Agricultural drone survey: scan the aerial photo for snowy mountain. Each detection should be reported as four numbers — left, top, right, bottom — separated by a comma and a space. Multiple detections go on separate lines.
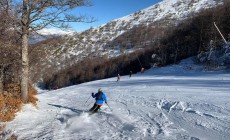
4, 58, 230, 140
30, 0, 223, 78
32, 0, 222, 63
59, 0, 223, 58
29, 28, 74, 44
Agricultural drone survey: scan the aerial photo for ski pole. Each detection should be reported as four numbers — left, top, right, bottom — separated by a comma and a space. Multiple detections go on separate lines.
106, 103, 113, 112
86, 101, 93, 106
84, 95, 91, 106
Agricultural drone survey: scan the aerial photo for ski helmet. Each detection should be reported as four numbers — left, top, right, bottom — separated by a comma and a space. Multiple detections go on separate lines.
98, 88, 102, 92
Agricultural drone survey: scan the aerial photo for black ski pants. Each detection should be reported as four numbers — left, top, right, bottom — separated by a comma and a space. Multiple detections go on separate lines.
89, 103, 101, 112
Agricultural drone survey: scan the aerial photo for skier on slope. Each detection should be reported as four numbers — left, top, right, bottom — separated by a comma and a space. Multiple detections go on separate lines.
141, 68, 145, 73
89, 88, 108, 113
117, 74, 120, 81
129, 70, 132, 77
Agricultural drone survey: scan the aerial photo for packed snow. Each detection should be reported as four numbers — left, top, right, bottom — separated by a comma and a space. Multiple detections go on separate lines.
4, 58, 230, 140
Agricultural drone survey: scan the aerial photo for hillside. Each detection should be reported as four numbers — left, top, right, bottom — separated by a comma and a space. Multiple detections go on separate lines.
30, 0, 222, 67
30, 0, 225, 85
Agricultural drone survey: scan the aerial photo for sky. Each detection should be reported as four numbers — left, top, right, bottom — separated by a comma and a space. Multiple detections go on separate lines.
69, 0, 162, 32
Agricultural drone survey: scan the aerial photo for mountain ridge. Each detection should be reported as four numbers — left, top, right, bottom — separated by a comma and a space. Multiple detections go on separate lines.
52, 0, 223, 58
30, 0, 224, 82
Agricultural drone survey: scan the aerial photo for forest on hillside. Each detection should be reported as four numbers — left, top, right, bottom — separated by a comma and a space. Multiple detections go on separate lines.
41, 1, 230, 89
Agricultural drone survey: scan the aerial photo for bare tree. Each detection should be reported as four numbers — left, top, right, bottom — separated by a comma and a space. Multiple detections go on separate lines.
0, 1, 20, 94
0, 0, 11, 12
11, 0, 94, 102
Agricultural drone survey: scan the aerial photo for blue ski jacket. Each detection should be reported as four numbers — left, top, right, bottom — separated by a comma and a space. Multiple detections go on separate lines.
92, 92, 107, 105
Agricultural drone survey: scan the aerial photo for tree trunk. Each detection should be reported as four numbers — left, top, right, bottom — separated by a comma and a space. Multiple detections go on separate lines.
174, 40, 179, 64
21, 33, 29, 102
21, 0, 29, 103
0, 66, 3, 94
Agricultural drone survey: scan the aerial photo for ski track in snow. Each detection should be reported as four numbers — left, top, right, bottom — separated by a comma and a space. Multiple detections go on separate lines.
4, 60, 230, 140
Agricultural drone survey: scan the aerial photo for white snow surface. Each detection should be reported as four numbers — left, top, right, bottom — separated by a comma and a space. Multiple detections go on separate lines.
115, 0, 222, 28
5, 58, 230, 140
37, 28, 75, 36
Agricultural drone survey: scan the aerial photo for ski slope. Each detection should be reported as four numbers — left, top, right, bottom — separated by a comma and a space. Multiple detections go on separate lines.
5, 58, 230, 140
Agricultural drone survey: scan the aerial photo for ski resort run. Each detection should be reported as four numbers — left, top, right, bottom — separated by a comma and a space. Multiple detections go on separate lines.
4, 58, 230, 140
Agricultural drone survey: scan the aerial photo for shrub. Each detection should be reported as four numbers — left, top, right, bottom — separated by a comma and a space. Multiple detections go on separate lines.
0, 84, 38, 122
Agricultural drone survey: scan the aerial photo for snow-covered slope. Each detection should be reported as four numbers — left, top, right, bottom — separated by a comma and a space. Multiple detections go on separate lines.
29, 28, 74, 44
115, 0, 221, 28
64, 0, 223, 56
4, 58, 230, 140
34, 0, 223, 71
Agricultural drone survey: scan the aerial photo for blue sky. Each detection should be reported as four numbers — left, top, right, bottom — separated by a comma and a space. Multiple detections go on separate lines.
70, 0, 162, 32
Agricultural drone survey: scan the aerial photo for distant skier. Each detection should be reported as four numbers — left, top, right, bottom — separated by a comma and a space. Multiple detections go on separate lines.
117, 74, 120, 81
141, 68, 145, 74
89, 88, 108, 113
129, 70, 132, 77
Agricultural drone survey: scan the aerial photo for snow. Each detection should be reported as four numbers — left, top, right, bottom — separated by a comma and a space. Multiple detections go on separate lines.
4, 58, 230, 140
37, 28, 75, 36
116, 0, 222, 27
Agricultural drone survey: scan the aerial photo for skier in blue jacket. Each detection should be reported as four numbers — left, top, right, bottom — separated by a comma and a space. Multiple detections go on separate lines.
89, 88, 108, 113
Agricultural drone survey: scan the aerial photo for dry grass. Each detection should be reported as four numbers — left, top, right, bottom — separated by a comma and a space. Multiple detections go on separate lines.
0, 83, 38, 122
0, 83, 38, 139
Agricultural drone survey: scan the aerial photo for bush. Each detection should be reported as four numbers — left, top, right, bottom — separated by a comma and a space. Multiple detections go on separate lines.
0, 84, 38, 122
